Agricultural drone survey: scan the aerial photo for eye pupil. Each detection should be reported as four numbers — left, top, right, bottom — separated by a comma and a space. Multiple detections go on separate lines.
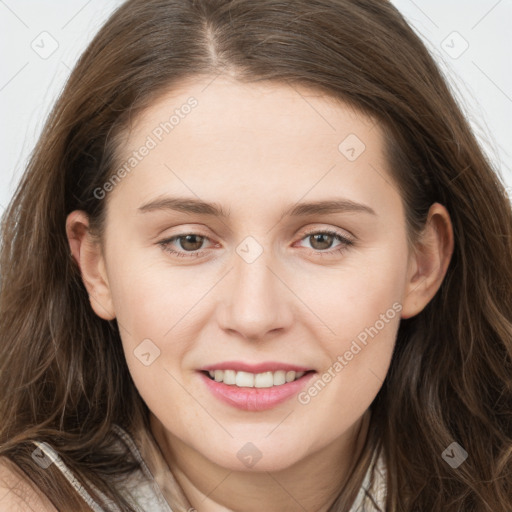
180, 234, 204, 251
310, 233, 334, 250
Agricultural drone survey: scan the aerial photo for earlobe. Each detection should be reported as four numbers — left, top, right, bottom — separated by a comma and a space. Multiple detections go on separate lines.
401, 203, 454, 319
66, 211, 116, 321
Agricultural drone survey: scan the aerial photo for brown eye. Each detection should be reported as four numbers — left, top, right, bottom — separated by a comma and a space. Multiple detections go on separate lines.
176, 234, 205, 252
297, 229, 354, 256
158, 233, 212, 258
308, 233, 337, 251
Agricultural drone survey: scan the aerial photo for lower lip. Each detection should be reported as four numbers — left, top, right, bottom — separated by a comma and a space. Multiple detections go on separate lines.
199, 371, 316, 411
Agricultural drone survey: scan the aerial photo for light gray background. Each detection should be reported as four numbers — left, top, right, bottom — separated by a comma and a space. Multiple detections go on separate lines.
1, 0, 511, 212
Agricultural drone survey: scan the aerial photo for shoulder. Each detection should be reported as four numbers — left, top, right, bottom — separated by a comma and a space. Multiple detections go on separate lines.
0, 456, 58, 512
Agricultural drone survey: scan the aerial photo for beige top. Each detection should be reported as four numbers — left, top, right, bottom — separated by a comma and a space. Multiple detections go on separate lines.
30, 424, 387, 511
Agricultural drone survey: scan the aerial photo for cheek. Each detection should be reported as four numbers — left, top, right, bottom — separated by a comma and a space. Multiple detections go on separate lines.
292, 241, 406, 417
298, 240, 408, 344
296, 289, 402, 452
106, 250, 204, 389
109, 258, 196, 423
106, 247, 193, 336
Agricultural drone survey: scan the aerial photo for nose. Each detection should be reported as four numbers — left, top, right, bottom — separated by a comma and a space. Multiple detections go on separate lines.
217, 245, 294, 341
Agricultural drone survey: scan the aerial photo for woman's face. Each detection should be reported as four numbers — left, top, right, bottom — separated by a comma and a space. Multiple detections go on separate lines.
70, 75, 447, 472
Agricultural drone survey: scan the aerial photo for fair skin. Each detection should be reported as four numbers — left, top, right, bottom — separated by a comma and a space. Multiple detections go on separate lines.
64, 75, 453, 512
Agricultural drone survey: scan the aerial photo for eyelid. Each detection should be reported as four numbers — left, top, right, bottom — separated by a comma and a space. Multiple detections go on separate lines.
298, 224, 355, 242
157, 223, 355, 242
157, 224, 355, 259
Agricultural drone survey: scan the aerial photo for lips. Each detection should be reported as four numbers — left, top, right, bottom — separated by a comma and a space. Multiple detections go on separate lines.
199, 361, 313, 373
197, 361, 316, 411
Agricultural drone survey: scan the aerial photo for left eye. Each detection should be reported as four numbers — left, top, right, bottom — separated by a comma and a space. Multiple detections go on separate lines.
298, 230, 353, 252
158, 234, 212, 258
158, 229, 354, 258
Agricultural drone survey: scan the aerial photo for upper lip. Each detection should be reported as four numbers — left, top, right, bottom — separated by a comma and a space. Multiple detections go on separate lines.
199, 361, 314, 373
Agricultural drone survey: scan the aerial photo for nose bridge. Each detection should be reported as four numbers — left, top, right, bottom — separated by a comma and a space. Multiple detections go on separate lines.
219, 234, 291, 339
235, 240, 276, 300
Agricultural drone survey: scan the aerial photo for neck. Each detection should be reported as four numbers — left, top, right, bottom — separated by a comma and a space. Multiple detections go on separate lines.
150, 410, 372, 512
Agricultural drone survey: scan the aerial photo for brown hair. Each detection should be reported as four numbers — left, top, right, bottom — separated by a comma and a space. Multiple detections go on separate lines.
1, 0, 511, 510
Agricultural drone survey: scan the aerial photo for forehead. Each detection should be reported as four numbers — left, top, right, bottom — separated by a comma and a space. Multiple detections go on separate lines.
125, 75, 379, 155
107, 75, 399, 221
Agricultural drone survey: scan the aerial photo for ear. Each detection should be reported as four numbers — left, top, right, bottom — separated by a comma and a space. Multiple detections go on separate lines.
401, 203, 454, 319
66, 211, 116, 320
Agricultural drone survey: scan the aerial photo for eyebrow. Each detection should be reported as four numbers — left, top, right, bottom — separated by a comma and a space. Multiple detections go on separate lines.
137, 196, 376, 218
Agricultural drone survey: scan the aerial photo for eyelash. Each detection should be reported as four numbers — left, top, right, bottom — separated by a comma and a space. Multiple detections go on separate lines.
157, 229, 354, 259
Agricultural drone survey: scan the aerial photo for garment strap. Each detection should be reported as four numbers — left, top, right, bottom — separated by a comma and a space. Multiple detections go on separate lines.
110, 424, 174, 511
30, 440, 114, 512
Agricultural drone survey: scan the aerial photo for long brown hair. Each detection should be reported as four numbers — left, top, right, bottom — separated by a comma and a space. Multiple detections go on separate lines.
1, 0, 511, 510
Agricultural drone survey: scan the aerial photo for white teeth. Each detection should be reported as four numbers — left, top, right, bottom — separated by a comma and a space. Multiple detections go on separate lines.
272, 370, 286, 386
223, 370, 236, 385
286, 371, 304, 382
235, 371, 254, 387
254, 371, 274, 388
205, 369, 308, 388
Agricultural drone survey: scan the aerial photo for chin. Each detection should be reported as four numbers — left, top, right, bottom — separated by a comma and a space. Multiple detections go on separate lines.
203, 439, 306, 473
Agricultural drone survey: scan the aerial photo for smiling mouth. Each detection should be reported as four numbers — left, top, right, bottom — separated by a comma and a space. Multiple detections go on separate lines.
202, 369, 315, 388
